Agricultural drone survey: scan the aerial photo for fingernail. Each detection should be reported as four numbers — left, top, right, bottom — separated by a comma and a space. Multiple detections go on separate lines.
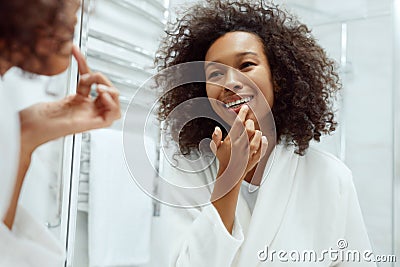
261, 136, 268, 156
214, 126, 220, 134
97, 84, 109, 91
102, 91, 113, 101
242, 104, 249, 111
245, 119, 253, 126
210, 141, 217, 154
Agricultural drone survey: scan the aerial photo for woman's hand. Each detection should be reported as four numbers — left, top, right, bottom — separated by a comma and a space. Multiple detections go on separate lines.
19, 45, 121, 153
210, 105, 267, 233
4, 46, 121, 230
211, 105, 268, 183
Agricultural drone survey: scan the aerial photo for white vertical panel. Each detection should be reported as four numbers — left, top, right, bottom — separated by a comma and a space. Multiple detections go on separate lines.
64, 0, 90, 266
345, 16, 394, 264
290, 3, 395, 264
69, 0, 169, 266
393, 0, 400, 265
309, 22, 343, 157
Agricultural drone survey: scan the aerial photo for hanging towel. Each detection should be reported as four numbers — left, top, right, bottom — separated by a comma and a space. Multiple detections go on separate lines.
88, 129, 153, 267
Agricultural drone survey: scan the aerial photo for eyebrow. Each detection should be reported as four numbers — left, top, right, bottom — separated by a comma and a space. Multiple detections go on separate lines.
237, 51, 258, 57
205, 51, 259, 69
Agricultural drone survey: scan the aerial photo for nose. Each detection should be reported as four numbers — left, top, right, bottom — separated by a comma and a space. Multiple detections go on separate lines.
224, 69, 243, 92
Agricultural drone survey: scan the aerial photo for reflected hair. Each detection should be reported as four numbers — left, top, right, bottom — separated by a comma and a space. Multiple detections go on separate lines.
0, 0, 79, 70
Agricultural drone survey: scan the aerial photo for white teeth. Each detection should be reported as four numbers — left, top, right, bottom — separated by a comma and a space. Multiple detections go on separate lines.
224, 97, 252, 108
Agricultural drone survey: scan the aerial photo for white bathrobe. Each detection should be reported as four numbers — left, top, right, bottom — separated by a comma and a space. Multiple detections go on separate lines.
145, 143, 376, 267
0, 81, 65, 267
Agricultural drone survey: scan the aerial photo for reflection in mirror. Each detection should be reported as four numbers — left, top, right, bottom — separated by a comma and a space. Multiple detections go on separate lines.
69, 0, 169, 266
1, 68, 70, 238
67, 0, 398, 266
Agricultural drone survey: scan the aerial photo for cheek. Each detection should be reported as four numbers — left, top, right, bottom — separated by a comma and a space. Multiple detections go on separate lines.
36, 38, 59, 56
254, 79, 274, 109
40, 53, 71, 75
248, 67, 274, 105
47, 41, 73, 74
265, 86, 274, 108
58, 40, 74, 56
206, 85, 226, 117
205, 84, 221, 99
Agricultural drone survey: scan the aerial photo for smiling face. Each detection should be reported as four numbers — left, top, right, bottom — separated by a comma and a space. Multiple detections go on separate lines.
205, 31, 274, 130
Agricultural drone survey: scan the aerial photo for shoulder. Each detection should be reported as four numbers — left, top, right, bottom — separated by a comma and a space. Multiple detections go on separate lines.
284, 144, 353, 194
298, 145, 352, 177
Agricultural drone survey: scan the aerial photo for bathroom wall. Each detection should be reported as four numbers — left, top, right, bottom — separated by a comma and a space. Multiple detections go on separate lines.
170, 0, 397, 264
313, 15, 394, 264
69, 0, 168, 266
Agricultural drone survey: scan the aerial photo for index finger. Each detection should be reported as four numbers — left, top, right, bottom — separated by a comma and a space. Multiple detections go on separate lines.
72, 45, 90, 75
237, 104, 249, 122
212, 126, 223, 148
230, 104, 249, 138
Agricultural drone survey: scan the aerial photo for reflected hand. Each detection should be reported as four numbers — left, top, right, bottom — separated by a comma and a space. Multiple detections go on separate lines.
20, 45, 121, 153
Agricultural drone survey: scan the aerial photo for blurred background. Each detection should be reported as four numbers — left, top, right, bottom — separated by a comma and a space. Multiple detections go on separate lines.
1, 0, 398, 266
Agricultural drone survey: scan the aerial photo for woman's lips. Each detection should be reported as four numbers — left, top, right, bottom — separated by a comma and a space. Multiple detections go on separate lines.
224, 96, 252, 108
222, 96, 254, 114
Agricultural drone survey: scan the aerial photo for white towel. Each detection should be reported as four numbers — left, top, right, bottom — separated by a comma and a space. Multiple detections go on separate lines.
88, 129, 153, 267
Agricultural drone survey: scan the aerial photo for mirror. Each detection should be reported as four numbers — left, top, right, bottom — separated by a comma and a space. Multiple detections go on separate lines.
65, 0, 399, 266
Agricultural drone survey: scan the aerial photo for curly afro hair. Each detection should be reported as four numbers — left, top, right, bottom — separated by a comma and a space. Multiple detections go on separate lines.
155, 0, 341, 156
0, 0, 79, 72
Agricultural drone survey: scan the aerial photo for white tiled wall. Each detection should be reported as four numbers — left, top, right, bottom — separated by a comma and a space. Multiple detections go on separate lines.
345, 15, 393, 261
310, 16, 394, 264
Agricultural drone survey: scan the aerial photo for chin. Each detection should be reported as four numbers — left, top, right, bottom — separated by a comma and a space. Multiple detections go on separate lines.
22, 56, 71, 76
45, 66, 69, 76
41, 58, 71, 76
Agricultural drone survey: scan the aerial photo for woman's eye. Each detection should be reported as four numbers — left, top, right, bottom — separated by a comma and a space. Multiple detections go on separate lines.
240, 62, 256, 70
208, 71, 223, 79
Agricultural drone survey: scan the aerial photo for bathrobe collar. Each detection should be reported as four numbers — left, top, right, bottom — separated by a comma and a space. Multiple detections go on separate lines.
236, 144, 299, 266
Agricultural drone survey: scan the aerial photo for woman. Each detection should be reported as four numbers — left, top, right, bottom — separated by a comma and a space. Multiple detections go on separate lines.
0, 0, 120, 266
152, 0, 375, 266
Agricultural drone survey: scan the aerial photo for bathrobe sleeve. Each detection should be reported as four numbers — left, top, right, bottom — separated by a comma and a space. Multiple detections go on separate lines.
170, 204, 244, 267
333, 173, 377, 267
0, 206, 65, 267
0, 82, 65, 267
159, 154, 244, 267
